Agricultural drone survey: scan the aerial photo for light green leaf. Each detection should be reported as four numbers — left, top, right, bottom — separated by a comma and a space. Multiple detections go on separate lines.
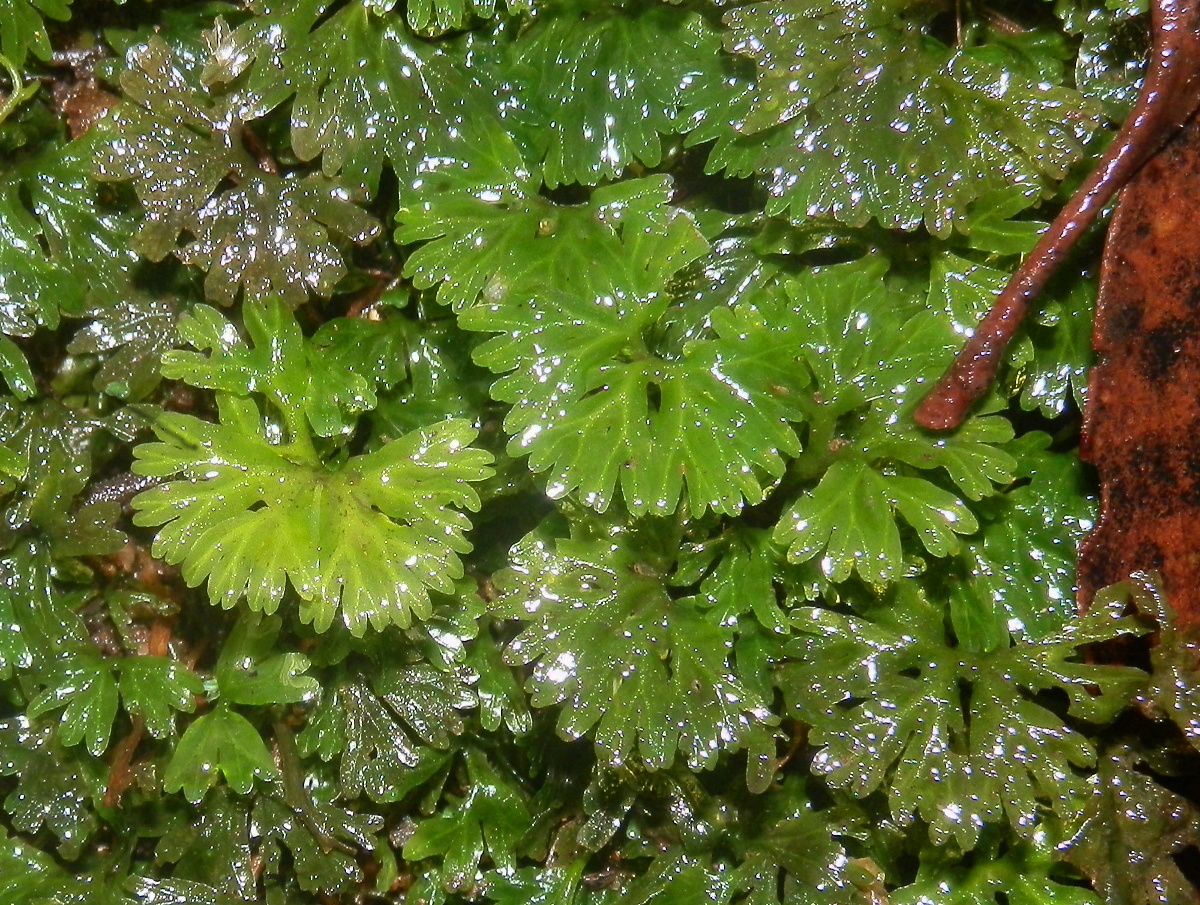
132, 400, 493, 636
212, 613, 317, 707
163, 705, 280, 803
399, 173, 705, 312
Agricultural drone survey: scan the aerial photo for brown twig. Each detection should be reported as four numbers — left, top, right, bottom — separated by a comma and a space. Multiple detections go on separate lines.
914, 0, 1200, 430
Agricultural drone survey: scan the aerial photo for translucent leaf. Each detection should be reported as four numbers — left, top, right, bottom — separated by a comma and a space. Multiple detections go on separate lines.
891, 836, 1101, 905
403, 748, 532, 891
372, 662, 475, 749
506, 0, 724, 186
253, 787, 382, 895
297, 676, 453, 802
96, 37, 245, 261
949, 435, 1095, 651
774, 457, 978, 586
779, 585, 1147, 850
480, 863, 585, 905
0, 827, 130, 905
1062, 742, 1200, 905
96, 36, 376, 304
117, 657, 202, 739
491, 516, 777, 771
182, 173, 378, 307
154, 787, 256, 900
723, 0, 1102, 235
133, 401, 493, 636
18, 131, 140, 307
406, 0, 516, 36
163, 704, 280, 803
0, 181, 78, 342
465, 287, 800, 515
67, 295, 177, 401
0, 402, 126, 557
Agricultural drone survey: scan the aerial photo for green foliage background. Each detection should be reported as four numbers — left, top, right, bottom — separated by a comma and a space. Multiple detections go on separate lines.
1, 0, 1200, 902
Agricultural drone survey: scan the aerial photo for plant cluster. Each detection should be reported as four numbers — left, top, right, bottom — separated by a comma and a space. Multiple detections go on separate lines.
0, 0, 1198, 902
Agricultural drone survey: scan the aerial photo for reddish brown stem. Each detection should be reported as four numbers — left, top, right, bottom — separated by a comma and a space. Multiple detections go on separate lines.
914, 0, 1200, 431
103, 715, 145, 808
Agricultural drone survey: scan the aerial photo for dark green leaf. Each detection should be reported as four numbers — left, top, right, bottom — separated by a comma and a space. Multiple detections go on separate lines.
403, 747, 531, 891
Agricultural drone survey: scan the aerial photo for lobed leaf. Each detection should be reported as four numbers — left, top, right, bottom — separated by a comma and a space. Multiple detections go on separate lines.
163, 704, 279, 804
722, 0, 1102, 235
0, 716, 104, 860
133, 403, 493, 636
97, 36, 376, 304
491, 515, 777, 771
0, 0, 71, 67
780, 585, 1147, 850
505, 0, 724, 186
403, 748, 532, 891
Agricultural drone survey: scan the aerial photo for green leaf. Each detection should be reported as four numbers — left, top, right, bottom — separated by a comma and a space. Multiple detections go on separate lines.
0, 179, 78, 343
206, 1, 510, 199
27, 655, 120, 755
492, 515, 777, 770
737, 259, 1016, 584
372, 662, 475, 749
67, 295, 177, 401
154, 787, 256, 900
0, 0, 71, 67
118, 657, 202, 738
466, 286, 800, 515
480, 863, 585, 905
0, 827, 131, 905
96, 36, 377, 305
1062, 742, 1200, 905
0, 716, 104, 860
949, 435, 1095, 650
297, 676, 453, 802
892, 836, 1101, 905
18, 131, 140, 307
132, 396, 493, 636
162, 300, 378, 439
779, 584, 1147, 850
774, 457, 978, 586
213, 613, 317, 707
253, 787, 382, 895
506, 1, 724, 186
399, 172, 706, 312
403, 747, 532, 891
723, 0, 1102, 235
163, 704, 280, 803
0, 402, 126, 556
406, 0, 516, 36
